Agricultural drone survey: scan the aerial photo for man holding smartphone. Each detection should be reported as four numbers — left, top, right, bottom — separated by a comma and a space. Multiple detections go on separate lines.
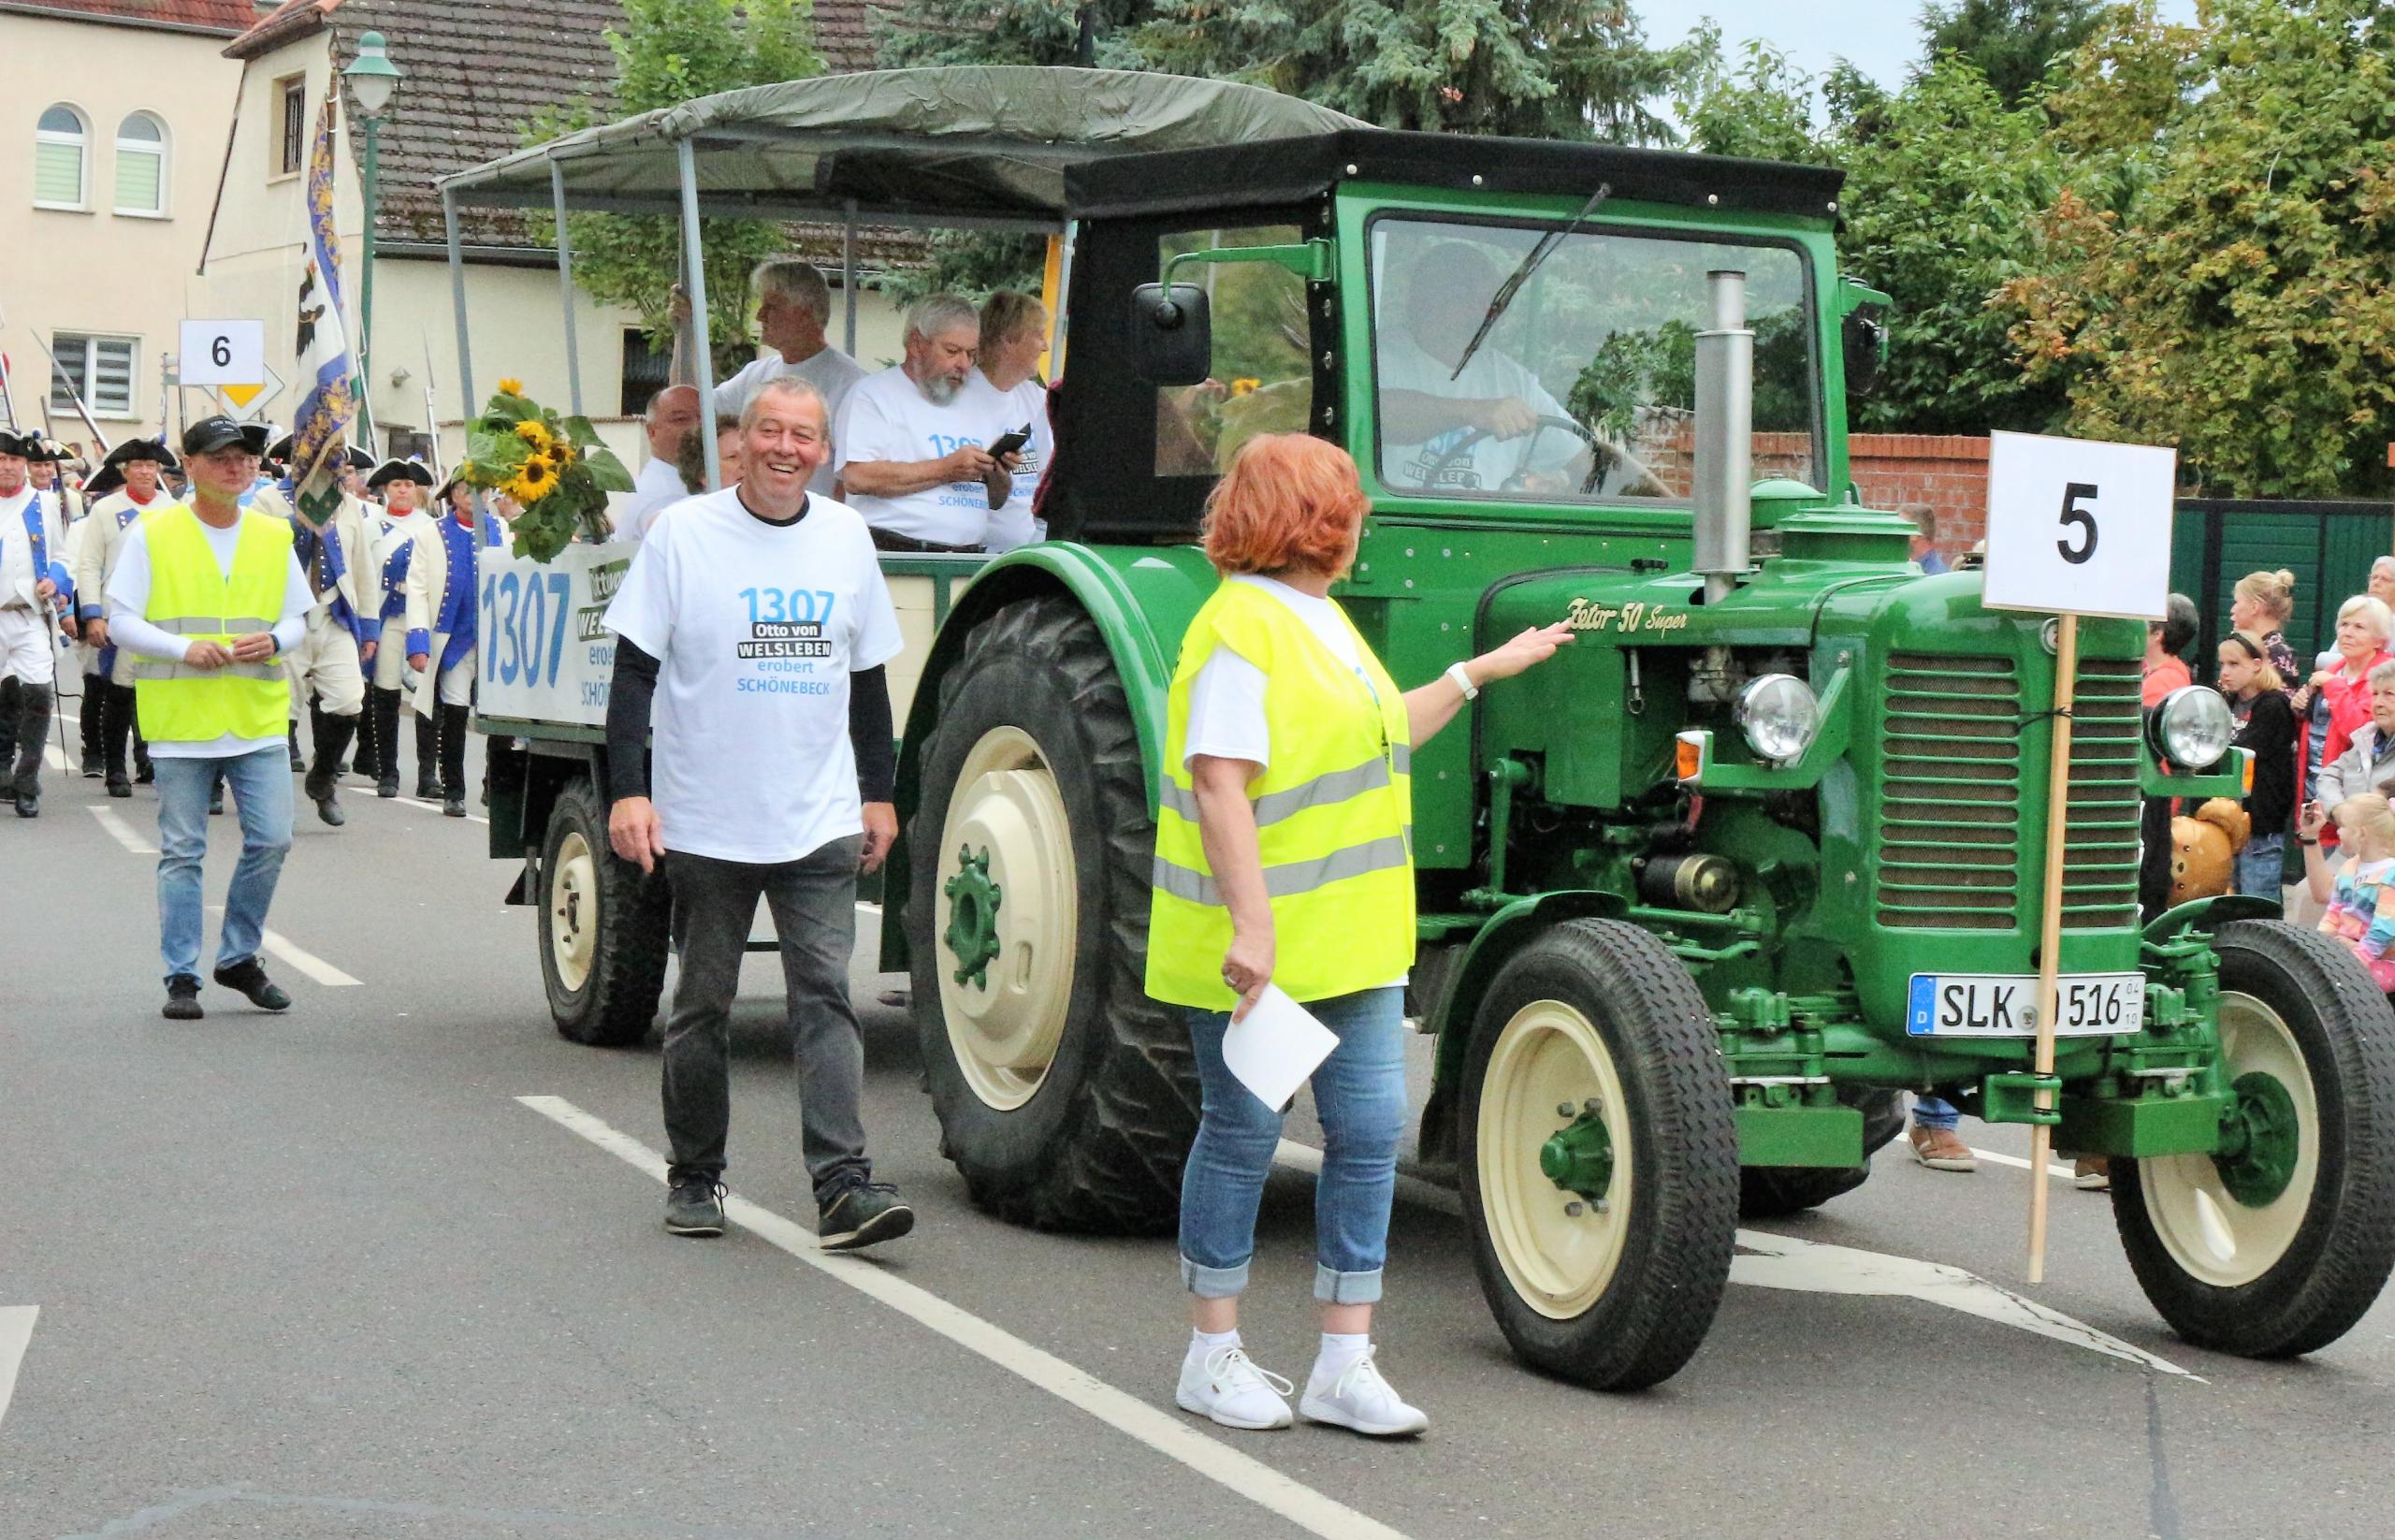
834, 293, 1023, 554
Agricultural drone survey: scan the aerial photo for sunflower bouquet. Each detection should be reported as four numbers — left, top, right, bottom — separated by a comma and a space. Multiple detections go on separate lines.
459, 377, 635, 561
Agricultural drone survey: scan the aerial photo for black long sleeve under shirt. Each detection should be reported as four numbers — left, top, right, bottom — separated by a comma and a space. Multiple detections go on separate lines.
603, 493, 897, 807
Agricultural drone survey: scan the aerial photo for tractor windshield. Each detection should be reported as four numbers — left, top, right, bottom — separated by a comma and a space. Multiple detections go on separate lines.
1367, 215, 1819, 504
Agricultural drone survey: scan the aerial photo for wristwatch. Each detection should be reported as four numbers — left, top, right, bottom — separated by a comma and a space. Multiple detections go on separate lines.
1445, 661, 1479, 700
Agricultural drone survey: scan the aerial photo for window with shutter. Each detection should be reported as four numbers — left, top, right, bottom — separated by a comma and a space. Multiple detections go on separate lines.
50, 334, 138, 418
35, 104, 86, 209
114, 113, 167, 216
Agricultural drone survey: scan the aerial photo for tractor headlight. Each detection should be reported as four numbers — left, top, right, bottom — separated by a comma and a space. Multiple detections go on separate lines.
1735, 674, 1820, 764
2151, 685, 2235, 771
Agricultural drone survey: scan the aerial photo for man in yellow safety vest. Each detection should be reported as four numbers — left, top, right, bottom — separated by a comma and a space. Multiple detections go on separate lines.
102, 416, 314, 1022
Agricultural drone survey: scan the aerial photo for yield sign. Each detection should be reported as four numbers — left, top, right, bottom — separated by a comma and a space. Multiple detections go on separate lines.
216, 361, 285, 416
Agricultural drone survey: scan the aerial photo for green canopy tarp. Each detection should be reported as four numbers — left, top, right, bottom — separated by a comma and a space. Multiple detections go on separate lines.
439, 66, 1369, 225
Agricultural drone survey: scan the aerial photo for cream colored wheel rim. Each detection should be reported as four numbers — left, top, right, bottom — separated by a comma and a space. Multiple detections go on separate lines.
937, 726, 1079, 1111
2139, 990, 2320, 1287
550, 830, 599, 994
1478, 999, 1633, 1318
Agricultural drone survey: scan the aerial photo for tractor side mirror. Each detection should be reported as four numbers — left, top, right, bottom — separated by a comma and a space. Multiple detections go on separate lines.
1842, 304, 1888, 400
1130, 283, 1212, 385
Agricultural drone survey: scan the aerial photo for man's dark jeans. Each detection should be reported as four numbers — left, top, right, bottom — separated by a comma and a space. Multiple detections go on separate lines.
660, 836, 870, 1199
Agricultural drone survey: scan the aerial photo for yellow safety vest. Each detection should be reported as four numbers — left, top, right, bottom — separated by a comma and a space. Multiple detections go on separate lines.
1147, 580, 1415, 1010
132, 504, 293, 744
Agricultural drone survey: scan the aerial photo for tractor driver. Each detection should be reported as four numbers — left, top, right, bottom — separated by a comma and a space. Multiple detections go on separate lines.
1375, 239, 1589, 498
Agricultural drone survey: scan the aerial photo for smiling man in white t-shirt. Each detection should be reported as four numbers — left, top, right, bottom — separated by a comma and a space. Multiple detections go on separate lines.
834, 293, 1022, 552
603, 374, 913, 1253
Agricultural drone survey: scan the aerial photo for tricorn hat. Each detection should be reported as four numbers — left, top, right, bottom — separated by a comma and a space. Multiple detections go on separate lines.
83, 462, 125, 498
103, 437, 181, 472
367, 458, 435, 490
0, 429, 38, 458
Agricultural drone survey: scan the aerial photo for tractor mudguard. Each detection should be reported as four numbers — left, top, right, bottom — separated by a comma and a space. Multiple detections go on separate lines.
1417, 891, 1632, 1165
2141, 893, 2286, 945
880, 542, 1217, 972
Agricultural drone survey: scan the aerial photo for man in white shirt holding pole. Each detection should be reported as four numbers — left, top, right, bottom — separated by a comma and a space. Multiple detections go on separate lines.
834, 293, 1022, 554
672, 259, 865, 499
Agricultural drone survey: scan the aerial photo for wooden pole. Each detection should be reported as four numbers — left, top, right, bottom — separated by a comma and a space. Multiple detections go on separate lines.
2027, 612, 2079, 1284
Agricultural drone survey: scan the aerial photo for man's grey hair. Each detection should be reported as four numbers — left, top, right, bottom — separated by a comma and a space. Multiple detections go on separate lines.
2370, 659, 2395, 692
905, 293, 980, 345
751, 259, 833, 325
737, 375, 830, 435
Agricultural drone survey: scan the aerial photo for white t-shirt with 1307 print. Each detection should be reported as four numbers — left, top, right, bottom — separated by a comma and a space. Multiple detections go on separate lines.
602, 487, 903, 864
833, 365, 1012, 546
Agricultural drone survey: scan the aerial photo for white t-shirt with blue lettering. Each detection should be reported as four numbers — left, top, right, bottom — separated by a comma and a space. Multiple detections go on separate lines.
603, 487, 903, 864
832, 365, 1012, 546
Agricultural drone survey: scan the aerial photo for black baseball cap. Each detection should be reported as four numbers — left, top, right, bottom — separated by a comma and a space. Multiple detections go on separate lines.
181, 415, 253, 457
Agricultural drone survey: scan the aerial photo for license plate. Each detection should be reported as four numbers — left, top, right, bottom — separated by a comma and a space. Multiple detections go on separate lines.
1905, 972, 2145, 1038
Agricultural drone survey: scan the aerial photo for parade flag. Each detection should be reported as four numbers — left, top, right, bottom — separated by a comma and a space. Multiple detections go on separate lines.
288, 87, 358, 530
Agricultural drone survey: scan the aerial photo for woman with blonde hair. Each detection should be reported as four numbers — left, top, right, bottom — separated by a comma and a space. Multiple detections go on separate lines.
1149, 433, 1572, 1436
2230, 568, 2301, 694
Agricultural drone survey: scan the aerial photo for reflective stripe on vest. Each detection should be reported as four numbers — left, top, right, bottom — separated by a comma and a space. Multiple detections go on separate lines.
132, 505, 293, 743
1145, 580, 1415, 1010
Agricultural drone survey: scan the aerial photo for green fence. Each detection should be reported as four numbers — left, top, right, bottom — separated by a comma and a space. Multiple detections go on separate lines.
2170, 499, 2394, 665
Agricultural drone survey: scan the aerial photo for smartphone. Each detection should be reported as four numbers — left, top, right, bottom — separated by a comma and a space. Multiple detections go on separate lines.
987, 426, 1032, 458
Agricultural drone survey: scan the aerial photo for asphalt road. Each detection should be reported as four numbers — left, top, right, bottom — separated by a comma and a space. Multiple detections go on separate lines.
5, 716, 2393, 1540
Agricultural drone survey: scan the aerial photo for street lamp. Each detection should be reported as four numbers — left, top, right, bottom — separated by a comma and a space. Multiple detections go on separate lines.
342, 31, 402, 451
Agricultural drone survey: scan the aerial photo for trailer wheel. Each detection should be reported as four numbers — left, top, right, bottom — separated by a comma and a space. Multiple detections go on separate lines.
2114, 920, 2395, 1358
539, 777, 670, 1048
1461, 920, 1739, 1390
1736, 1089, 1907, 1218
908, 594, 1197, 1233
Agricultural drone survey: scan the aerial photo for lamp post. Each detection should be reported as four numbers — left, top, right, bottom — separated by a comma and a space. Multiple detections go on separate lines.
342, 31, 402, 451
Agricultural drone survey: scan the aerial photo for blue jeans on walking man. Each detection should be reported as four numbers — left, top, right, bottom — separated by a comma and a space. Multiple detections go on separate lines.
153, 746, 292, 981
1180, 986, 1409, 1305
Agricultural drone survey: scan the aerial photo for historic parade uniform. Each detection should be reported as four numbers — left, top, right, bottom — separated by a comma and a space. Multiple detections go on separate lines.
0, 429, 73, 816
76, 439, 181, 796
257, 436, 375, 824
362, 458, 437, 798
402, 490, 481, 816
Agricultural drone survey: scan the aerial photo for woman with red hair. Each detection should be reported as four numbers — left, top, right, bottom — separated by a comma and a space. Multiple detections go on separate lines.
1148, 433, 1572, 1435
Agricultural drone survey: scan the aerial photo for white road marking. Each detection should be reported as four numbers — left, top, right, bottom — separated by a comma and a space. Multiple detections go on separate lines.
88, 806, 158, 854
1270, 1141, 2197, 1379
1971, 1145, 2080, 1180
42, 739, 66, 771
205, 908, 361, 987
522, 1097, 1412, 1540
0, 1306, 36, 1429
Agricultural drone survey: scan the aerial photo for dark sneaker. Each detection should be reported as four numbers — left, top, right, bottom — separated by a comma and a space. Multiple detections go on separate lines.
211, 957, 291, 1011
163, 974, 204, 1020
14, 792, 36, 819
443, 794, 467, 818
415, 771, 442, 801
817, 1174, 914, 1252
376, 773, 399, 799
664, 1175, 727, 1237
106, 775, 132, 798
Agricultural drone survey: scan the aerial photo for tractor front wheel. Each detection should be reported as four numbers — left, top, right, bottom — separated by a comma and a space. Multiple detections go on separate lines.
2114, 920, 2395, 1358
1460, 920, 1740, 1390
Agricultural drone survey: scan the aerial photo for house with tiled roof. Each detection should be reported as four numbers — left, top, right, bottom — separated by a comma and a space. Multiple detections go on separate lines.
2, 0, 256, 449
193, 0, 909, 462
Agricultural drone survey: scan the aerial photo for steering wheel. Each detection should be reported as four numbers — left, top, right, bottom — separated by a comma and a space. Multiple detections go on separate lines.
1420, 413, 1668, 499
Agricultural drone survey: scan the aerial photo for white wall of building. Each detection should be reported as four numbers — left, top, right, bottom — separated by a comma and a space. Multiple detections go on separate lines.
0, 13, 245, 449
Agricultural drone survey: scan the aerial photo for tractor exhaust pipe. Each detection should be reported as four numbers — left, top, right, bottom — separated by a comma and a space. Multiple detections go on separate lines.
1691, 269, 1754, 606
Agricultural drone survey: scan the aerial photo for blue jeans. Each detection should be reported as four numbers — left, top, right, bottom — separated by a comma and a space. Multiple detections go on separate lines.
1179, 986, 1408, 1305
154, 747, 293, 981
2235, 833, 2286, 900
1913, 1094, 1960, 1131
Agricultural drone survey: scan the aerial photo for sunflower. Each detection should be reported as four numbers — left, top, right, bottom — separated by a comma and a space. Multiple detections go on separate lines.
496, 376, 526, 397
506, 453, 559, 502
513, 418, 556, 455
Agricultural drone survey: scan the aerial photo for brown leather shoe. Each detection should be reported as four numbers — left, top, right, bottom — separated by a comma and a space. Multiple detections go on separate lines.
1909, 1123, 1978, 1172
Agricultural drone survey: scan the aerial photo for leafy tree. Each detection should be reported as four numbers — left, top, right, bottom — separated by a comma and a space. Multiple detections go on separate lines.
876, 0, 1156, 68
1916, 0, 2102, 106
1670, 25, 1829, 166
2004, 0, 2395, 496
526, 0, 822, 375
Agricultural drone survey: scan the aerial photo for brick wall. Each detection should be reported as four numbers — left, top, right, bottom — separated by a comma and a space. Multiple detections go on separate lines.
1847, 433, 1991, 564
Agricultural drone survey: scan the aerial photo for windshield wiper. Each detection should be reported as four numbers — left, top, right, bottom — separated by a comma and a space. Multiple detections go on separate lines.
1449, 182, 1612, 383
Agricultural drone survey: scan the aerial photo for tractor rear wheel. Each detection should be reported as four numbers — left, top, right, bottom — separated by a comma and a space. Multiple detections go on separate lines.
908, 595, 1198, 1233
1736, 1089, 1907, 1218
538, 777, 670, 1047
2113, 920, 2395, 1358
1460, 920, 1739, 1390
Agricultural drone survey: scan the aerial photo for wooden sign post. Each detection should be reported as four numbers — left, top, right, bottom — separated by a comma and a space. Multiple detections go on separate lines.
1982, 430, 2178, 1284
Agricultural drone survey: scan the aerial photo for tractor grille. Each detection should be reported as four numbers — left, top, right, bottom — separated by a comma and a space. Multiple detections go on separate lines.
1874, 652, 2142, 932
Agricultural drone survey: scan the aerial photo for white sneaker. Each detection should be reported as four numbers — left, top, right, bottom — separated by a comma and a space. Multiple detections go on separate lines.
1299, 1348, 1429, 1437
1175, 1344, 1294, 1431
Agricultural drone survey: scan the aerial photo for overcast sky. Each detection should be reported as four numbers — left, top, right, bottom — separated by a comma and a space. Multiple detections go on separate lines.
1663, 0, 2201, 93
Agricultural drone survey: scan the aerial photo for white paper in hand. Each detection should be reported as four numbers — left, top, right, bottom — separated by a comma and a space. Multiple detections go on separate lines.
1221, 984, 1340, 1112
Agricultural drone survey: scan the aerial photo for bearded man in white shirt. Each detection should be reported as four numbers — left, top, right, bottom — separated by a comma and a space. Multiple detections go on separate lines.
835, 293, 1023, 553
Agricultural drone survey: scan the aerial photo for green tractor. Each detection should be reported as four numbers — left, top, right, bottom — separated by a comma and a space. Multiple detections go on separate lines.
450, 69, 2395, 1392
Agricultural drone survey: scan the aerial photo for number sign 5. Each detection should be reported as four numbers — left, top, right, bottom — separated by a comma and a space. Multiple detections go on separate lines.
1981, 432, 2175, 622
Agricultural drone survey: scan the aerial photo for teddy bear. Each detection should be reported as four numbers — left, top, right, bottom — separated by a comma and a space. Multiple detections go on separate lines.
2168, 798, 2252, 907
